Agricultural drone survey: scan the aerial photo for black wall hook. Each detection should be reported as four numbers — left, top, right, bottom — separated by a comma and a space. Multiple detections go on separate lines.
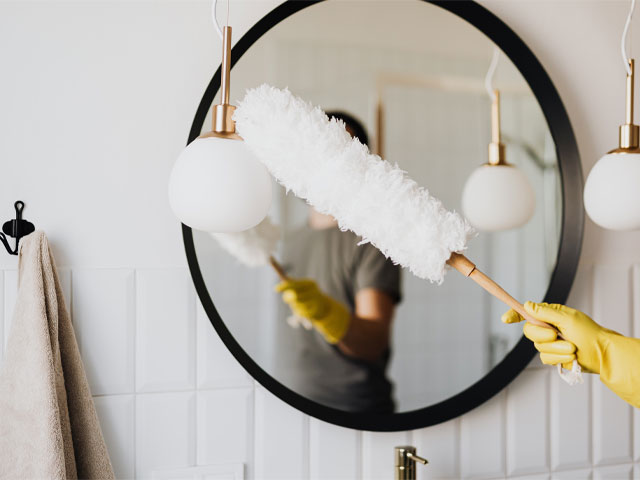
1, 201, 35, 255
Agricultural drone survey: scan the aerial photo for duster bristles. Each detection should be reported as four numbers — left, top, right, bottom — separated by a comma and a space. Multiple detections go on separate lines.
210, 217, 281, 268
234, 85, 474, 284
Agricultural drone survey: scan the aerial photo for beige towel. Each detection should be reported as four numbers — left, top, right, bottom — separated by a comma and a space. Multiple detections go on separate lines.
0, 232, 114, 479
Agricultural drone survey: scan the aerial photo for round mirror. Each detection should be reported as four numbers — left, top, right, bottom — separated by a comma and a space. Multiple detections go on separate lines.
184, 0, 583, 430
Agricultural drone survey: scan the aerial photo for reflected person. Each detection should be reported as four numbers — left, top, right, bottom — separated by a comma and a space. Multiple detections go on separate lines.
276, 112, 402, 413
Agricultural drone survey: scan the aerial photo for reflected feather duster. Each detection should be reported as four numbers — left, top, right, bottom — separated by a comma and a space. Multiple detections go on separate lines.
210, 217, 281, 268
234, 85, 474, 284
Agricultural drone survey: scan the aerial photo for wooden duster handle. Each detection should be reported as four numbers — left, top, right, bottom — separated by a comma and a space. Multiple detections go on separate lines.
269, 256, 289, 281
447, 253, 558, 333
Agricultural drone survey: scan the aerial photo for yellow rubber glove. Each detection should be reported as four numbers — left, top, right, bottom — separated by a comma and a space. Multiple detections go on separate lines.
503, 301, 640, 408
275, 278, 351, 344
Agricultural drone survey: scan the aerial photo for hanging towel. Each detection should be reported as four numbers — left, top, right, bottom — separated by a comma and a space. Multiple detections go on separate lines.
0, 231, 114, 480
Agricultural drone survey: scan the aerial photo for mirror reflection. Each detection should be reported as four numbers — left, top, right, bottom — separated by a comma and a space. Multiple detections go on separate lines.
194, 0, 561, 413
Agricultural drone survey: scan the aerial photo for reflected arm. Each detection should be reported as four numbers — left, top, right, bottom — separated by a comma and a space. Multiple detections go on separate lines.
338, 288, 395, 363
276, 280, 396, 362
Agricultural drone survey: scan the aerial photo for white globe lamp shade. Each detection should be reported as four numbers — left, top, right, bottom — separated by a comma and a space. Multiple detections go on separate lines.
169, 136, 272, 232
462, 165, 535, 232
584, 152, 640, 230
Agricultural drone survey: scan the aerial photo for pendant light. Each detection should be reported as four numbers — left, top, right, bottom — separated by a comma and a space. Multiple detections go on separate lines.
462, 49, 535, 232
584, 0, 640, 231
168, 0, 272, 233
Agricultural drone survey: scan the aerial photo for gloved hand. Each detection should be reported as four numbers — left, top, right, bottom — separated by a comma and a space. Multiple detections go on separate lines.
275, 278, 351, 344
503, 301, 640, 408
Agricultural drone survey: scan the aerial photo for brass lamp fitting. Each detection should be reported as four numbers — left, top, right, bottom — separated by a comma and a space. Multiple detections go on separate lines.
201, 26, 242, 141
488, 89, 507, 166
610, 58, 640, 153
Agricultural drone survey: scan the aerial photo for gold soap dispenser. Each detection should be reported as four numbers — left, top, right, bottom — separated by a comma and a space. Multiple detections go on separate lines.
395, 446, 428, 480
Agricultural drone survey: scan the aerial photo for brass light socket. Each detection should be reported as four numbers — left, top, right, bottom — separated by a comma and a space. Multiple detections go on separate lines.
610, 58, 640, 153
201, 25, 242, 141
488, 143, 506, 166
213, 104, 236, 134
487, 89, 508, 166
619, 123, 640, 149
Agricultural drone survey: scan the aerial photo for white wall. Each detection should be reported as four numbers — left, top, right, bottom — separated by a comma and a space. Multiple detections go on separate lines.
0, 1, 639, 479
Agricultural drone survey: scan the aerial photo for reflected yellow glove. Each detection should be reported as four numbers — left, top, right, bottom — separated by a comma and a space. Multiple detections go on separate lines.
503, 301, 640, 408
275, 278, 351, 344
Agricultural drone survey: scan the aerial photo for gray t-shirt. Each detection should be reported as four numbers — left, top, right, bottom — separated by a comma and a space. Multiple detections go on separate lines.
280, 226, 401, 413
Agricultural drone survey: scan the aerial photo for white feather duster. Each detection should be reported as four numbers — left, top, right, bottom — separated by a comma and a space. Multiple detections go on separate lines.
210, 217, 281, 268
233, 85, 582, 386
234, 85, 474, 284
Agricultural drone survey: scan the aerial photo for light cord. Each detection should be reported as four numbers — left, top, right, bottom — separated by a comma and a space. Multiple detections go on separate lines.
212, 0, 223, 40
622, 0, 636, 75
484, 47, 500, 102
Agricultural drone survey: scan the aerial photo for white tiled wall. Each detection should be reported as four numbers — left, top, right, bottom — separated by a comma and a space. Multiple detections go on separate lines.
2, 2, 640, 479
1, 265, 638, 479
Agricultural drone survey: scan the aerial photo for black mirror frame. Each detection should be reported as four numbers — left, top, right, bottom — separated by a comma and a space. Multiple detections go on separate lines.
182, 0, 584, 431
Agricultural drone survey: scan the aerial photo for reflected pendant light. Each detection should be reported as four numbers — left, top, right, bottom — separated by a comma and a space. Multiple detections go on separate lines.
168, 0, 272, 233
462, 50, 535, 231
584, 0, 640, 231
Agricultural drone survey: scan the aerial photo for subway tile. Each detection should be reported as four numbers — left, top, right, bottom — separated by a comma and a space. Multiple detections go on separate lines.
93, 395, 135, 479
566, 266, 593, 318
150, 464, 244, 480
545, 264, 592, 472
550, 369, 591, 471
254, 387, 307, 479
551, 265, 592, 472
592, 267, 633, 467
196, 302, 251, 389
73, 269, 135, 395
513, 475, 551, 480
507, 369, 549, 476
551, 469, 592, 480
196, 388, 253, 467
3, 270, 17, 349
593, 266, 631, 336
413, 418, 459, 479
362, 430, 411, 480
136, 392, 196, 479
309, 418, 359, 480
593, 464, 633, 479
511, 474, 550, 480
460, 391, 506, 478
136, 269, 195, 392
593, 379, 632, 466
